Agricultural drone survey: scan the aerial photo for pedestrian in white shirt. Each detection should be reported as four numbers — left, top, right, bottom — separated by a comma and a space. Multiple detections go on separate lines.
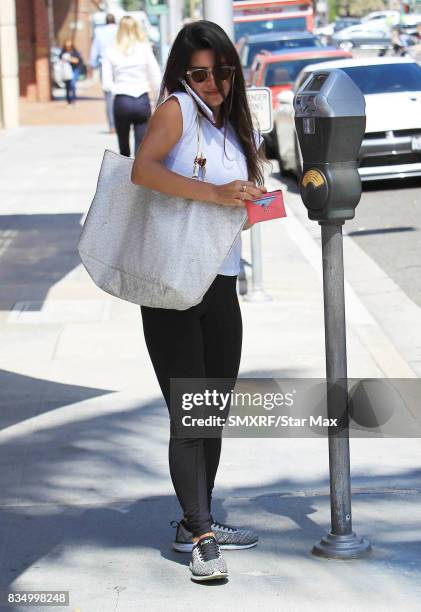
89, 13, 118, 133
101, 16, 162, 157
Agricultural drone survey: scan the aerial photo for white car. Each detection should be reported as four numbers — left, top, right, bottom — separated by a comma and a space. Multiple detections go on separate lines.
332, 23, 392, 51
274, 56, 421, 181
361, 10, 401, 26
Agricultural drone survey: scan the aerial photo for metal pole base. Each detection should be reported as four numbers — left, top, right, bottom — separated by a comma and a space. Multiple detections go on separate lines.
243, 290, 272, 303
312, 531, 372, 559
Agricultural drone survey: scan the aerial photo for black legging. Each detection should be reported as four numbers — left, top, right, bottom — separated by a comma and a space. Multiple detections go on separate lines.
113, 92, 151, 157
140, 274, 242, 537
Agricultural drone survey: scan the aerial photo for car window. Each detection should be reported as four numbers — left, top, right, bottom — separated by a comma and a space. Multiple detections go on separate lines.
341, 63, 421, 94
264, 57, 345, 86
242, 38, 322, 68
234, 17, 307, 40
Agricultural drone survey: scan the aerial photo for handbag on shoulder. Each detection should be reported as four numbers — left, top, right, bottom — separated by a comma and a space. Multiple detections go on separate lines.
77, 110, 247, 311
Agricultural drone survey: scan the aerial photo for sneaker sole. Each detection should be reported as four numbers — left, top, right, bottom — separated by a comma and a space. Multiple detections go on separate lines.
190, 569, 228, 582
173, 541, 258, 553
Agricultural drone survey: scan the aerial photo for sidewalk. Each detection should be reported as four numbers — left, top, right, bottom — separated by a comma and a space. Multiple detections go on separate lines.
19, 75, 106, 126
0, 123, 420, 611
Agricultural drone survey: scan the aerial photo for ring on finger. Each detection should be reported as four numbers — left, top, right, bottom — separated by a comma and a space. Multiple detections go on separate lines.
241, 184, 247, 192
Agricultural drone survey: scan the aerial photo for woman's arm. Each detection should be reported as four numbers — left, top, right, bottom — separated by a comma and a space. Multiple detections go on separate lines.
131, 97, 266, 208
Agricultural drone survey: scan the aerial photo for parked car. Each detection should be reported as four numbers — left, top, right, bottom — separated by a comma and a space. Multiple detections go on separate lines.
274, 56, 421, 181
237, 31, 323, 82
361, 10, 401, 26
248, 47, 352, 155
315, 17, 361, 44
332, 23, 393, 51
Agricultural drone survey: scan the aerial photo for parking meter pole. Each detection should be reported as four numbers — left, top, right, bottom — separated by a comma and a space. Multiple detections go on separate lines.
321, 222, 351, 537
243, 224, 271, 302
311, 221, 369, 557
293, 69, 372, 559
312, 224, 355, 558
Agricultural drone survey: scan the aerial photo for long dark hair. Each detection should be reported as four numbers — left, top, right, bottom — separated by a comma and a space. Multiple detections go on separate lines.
158, 20, 266, 186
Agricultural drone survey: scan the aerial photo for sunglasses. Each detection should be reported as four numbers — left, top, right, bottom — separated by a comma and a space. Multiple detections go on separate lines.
185, 65, 235, 84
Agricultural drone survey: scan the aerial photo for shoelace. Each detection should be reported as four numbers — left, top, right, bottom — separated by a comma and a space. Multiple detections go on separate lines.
196, 536, 220, 562
211, 520, 236, 533
171, 517, 238, 534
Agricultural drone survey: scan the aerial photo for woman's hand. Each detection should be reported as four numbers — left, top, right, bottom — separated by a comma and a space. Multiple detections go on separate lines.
213, 180, 267, 208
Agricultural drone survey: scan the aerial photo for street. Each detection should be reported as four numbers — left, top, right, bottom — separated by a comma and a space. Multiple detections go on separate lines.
280, 173, 421, 309
350, 177, 421, 309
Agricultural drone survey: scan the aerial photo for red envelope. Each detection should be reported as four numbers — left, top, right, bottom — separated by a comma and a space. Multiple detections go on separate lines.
245, 189, 286, 224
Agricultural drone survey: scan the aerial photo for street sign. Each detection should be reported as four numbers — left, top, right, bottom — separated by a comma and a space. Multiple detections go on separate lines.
146, 0, 168, 15
246, 87, 273, 134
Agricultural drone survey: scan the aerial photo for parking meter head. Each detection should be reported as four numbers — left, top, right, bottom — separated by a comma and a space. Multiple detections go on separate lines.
294, 69, 366, 222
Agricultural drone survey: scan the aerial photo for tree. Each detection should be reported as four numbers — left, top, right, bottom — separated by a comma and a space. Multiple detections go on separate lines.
121, 0, 145, 10
336, 0, 386, 17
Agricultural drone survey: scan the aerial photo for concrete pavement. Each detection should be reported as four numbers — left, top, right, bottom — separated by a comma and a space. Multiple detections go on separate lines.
0, 123, 420, 611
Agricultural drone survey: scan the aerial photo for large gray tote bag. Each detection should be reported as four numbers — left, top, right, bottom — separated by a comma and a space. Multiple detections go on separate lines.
77, 146, 247, 311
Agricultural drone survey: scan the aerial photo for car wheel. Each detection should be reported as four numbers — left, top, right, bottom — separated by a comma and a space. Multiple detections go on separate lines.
277, 149, 296, 178
263, 128, 279, 159
277, 150, 285, 176
339, 41, 353, 52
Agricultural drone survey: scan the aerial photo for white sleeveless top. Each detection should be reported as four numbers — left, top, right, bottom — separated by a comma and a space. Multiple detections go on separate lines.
163, 91, 262, 276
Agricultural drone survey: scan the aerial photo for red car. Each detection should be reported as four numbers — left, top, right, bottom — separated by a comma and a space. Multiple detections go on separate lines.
248, 46, 352, 155
249, 46, 353, 105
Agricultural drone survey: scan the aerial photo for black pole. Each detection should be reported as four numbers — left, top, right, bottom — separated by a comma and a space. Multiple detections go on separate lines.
312, 222, 371, 559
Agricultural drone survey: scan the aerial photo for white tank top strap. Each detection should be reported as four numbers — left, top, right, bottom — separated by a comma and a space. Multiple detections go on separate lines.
158, 91, 206, 180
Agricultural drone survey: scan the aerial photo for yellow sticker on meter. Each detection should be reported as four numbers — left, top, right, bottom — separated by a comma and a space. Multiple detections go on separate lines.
302, 169, 326, 188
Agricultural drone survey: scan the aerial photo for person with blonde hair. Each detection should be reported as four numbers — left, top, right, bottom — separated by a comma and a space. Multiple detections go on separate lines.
102, 15, 162, 156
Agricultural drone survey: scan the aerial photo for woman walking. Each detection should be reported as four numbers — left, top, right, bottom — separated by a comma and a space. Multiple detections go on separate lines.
131, 20, 267, 582
102, 16, 161, 157
60, 39, 84, 105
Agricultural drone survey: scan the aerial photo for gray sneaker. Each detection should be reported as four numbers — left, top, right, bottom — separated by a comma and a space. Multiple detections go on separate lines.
190, 535, 228, 582
171, 517, 258, 552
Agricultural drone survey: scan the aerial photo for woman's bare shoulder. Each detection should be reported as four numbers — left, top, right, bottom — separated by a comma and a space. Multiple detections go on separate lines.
136, 96, 183, 159
150, 96, 183, 134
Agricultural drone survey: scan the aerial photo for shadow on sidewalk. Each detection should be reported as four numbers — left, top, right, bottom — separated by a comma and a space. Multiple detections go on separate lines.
0, 214, 84, 312
0, 383, 420, 594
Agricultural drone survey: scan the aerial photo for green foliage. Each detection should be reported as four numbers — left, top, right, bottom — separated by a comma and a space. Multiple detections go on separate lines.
121, 0, 144, 10
329, 0, 337, 21
334, 0, 387, 17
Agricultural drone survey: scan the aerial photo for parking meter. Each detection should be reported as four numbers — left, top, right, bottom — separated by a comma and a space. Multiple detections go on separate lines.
293, 69, 371, 560
294, 69, 366, 223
